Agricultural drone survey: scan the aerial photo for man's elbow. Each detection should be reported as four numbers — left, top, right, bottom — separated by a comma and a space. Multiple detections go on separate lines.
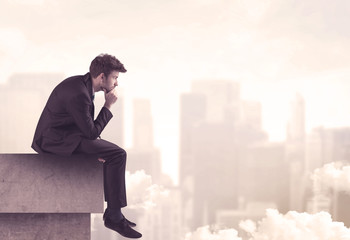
83, 130, 99, 140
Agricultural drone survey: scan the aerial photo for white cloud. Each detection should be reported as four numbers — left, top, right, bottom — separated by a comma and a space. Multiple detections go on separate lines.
239, 219, 256, 234
312, 162, 350, 192
246, 209, 350, 240
185, 225, 242, 240
185, 209, 350, 240
247, 209, 350, 240
126, 170, 169, 209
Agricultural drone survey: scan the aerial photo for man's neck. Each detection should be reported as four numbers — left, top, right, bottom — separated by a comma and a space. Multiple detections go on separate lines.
91, 77, 100, 94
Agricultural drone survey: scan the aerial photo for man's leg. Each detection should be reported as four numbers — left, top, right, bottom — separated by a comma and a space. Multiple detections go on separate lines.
74, 138, 141, 238
75, 138, 127, 211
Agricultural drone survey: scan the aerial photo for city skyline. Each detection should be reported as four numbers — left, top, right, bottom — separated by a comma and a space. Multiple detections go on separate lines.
1, 0, 350, 184
1, 71, 350, 185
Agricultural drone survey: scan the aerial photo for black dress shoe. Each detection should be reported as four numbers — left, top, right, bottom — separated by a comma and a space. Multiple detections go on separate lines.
104, 217, 142, 239
103, 212, 137, 227
123, 216, 137, 227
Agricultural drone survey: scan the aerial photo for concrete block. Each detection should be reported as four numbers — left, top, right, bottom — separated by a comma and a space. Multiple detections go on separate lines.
0, 154, 104, 213
0, 213, 90, 240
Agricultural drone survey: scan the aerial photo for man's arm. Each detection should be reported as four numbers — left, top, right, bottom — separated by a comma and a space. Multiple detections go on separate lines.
67, 93, 113, 140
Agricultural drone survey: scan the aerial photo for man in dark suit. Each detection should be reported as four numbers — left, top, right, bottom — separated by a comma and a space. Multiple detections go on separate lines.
32, 54, 142, 238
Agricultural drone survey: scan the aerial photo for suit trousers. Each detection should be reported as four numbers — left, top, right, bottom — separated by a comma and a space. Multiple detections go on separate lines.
74, 138, 127, 208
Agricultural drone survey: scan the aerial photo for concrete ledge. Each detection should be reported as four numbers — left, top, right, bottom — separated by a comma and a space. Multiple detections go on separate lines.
0, 213, 90, 240
0, 154, 103, 213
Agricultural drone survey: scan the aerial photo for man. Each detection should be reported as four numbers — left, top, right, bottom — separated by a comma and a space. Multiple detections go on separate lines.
32, 54, 142, 239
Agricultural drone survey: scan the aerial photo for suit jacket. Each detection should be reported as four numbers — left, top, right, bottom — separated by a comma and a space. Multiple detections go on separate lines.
32, 73, 113, 156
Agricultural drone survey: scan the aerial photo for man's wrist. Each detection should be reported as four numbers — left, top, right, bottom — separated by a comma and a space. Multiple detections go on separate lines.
103, 104, 111, 110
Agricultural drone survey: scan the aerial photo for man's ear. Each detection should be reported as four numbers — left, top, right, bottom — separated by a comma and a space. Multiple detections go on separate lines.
97, 72, 105, 82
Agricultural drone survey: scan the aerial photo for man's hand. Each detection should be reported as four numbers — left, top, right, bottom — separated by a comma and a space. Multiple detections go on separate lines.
103, 88, 118, 110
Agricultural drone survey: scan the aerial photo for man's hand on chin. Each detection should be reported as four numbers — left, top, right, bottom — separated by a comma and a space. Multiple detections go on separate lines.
103, 88, 118, 110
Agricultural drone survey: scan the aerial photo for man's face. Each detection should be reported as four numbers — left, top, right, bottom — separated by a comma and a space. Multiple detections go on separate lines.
102, 70, 119, 92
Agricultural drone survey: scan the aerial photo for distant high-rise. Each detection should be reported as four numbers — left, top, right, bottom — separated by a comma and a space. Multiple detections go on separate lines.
180, 80, 241, 189
306, 127, 350, 172
0, 73, 63, 153
286, 93, 306, 212
125, 98, 182, 240
191, 80, 240, 123
241, 100, 262, 131
287, 93, 305, 143
179, 93, 206, 229
238, 143, 289, 212
127, 98, 161, 182
179, 80, 268, 229
306, 127, 350, 226
179, 93, 206, 184
305, 127, 331, 172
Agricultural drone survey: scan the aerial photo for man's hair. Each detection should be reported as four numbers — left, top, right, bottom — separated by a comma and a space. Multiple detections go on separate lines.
89, 54, 127, 78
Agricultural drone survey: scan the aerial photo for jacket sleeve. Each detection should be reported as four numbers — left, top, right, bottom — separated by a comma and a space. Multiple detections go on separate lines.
67, 93, 113, 140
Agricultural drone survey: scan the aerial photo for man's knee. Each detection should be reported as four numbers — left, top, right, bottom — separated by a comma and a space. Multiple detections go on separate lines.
120, 148, 127, 160
112, 147, 127, 161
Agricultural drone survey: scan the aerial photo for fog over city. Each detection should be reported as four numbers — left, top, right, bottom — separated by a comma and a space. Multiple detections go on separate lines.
1, 0, 350, 239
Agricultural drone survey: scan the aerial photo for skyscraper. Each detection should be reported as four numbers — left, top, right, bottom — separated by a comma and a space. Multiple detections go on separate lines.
241, 100, 262, 131
191, 80, 240, 123
0, 73, 63, 153
179, 80, 268, 229
287, 93, 305, 143
306, 127, 350, 226
126, 98, 183, 240
179, 93, 206, 229
127, 99, 161, 181
286, 93, 306, 211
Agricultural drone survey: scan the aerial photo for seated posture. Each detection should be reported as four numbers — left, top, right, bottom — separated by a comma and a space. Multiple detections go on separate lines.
32, 54, 142, 238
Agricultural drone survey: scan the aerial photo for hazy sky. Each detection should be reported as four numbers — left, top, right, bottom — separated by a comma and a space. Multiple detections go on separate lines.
1, 0, 350, 183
